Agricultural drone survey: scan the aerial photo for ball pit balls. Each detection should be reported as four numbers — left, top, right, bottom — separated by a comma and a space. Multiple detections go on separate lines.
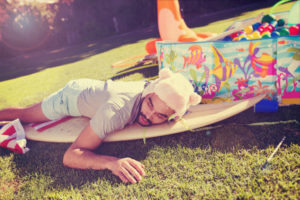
251, 31, 261, 39
289, 25, 300, 35
261, 31, 270, 36
261, 14, 275, 24
265, 24, 275, 32
270, 20, 278, 28
277, 19, 285, 27
257, 26, 264, 34
230, 32, 239, 39
238, 34, 248, 41
278, 28, 290, 36
246, 35, 253, 40
223, 14, 299, 42
271, 31, 280, 37
223, 36, 232, 41
262, 32, 271, 38
252, 22, 261, 30
244, 25, 253, 34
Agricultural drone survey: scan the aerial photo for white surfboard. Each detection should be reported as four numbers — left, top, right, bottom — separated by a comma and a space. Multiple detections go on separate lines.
25, 94, 265, 143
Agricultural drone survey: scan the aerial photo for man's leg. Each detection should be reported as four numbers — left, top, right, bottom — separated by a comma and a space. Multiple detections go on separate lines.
0, 102, 49, 123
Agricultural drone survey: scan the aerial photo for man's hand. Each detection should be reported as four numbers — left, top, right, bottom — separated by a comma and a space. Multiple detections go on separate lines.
63, 124, 146, 184
109, 157, 146, 184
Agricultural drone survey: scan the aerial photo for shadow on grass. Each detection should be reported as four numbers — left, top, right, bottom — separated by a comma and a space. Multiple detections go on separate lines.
1, 105, 298, 190
0, 26, 159, 82
111, 63, 159, 80
0, 0, 295, 189
0, 1, 277, 82
159, 104, 300, 151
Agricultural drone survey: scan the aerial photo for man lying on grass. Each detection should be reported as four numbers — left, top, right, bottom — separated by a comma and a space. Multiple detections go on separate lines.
0, 68, 201, 184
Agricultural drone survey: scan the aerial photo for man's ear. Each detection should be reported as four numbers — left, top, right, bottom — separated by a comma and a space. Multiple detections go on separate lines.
189, 93, 202, 106
159, 68, 173, 79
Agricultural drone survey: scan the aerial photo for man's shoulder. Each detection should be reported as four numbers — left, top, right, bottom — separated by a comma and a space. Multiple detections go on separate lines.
108, 80, 146, 94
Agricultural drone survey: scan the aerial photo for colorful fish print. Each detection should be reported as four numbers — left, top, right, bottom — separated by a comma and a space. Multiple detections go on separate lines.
287, 47, 300, 61
210, 45, 238, 92
201, 83, 218, 99
235, 77, 249, 90
165, 48, 177, 72
236, 48, 246, 52
183, 45, 206, 69
249, 41, 277, 78
160, 49, 164, 68
278, 40, 289, 45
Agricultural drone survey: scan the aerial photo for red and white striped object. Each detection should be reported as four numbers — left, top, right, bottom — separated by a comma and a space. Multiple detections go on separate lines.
30, 116, 72, 132
0, 119, 29, 154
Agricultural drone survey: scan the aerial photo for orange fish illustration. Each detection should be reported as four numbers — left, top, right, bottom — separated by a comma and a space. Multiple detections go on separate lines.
183, 45, 206, 69
278, 40, 289, 45
249, 42, 277, 78
211, 45, 238, 92
236, 48, 245, 52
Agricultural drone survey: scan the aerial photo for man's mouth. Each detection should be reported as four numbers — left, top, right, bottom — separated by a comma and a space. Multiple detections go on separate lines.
137, 113, 152, 127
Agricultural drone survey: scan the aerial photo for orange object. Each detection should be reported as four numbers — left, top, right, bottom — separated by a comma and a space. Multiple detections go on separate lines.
145, 38, 162, 54
157, 0, 214, 42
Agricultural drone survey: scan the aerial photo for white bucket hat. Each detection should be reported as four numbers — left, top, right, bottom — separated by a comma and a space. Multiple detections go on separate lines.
142, 68, 201, 118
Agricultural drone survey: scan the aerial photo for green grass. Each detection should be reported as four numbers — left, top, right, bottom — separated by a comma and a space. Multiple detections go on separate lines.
1, 2, 300, 200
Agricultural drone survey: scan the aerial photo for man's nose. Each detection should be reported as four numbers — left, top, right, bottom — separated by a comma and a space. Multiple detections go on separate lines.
145, 110, 155, 119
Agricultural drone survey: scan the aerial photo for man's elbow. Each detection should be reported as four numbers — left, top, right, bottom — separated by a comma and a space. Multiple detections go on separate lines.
62, 149, 72, 167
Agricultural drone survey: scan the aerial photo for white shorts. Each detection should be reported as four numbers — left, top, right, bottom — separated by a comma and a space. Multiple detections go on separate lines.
41, 80, 87, 120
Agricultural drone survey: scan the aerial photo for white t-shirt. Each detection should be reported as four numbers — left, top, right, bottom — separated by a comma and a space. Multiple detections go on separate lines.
77, 79, 145, 139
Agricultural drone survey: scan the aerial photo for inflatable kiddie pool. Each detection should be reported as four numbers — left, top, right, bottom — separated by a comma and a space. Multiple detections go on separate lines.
156, 11, 300, 106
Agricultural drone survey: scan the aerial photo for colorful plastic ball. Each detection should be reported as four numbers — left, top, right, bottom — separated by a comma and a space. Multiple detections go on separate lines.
246, 35, 254, 40
261, 14, 275, 24
230, 32, 239, 39
251, 31, 261, 39
233, 37, 239, 41
277, 19, 285, 27
252, 22, 261, 30
271, 31, 280, 37
265, 24, 275, 32
257, 23, 268, 34
278, 28, 290, 36
261, 31, 271, 36
257, 26, 265, 33
262, 32, 271, 38
244, 25, 253, 34
289, 25, 300, 35
270, 20, 278, 28
238, 36, 247, 41
240, 37, 248, 41
238, 34, 247, 40
223, 36, 232, 41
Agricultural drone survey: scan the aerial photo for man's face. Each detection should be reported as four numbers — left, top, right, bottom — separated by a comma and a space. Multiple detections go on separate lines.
136, 93, 175, 127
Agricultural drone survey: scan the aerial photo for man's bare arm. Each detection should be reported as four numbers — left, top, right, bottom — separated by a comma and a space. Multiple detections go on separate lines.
63, 124, 146, 184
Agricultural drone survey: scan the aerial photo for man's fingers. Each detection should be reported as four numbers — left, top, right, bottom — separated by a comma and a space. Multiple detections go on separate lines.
112, 158, 146, 184
118, 172, 129, 184
121, 166, 138, 184
121, 159, 145, 184
128, 159, 146, 177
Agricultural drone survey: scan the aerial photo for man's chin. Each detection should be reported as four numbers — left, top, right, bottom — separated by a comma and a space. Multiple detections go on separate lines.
136, 121, 152, 127
136, 115, 152, 127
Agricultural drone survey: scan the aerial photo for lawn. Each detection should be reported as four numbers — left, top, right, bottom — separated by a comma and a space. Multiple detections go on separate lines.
0, 2, 300, 200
